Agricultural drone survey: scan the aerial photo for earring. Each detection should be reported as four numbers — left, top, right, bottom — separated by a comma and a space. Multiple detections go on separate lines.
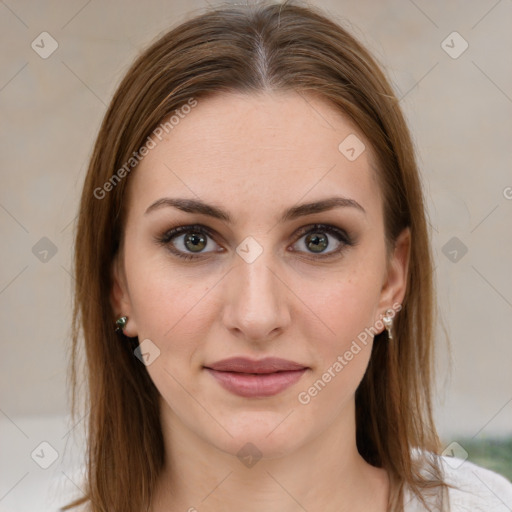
382, 309, 395, 340
115, 316, 128, 335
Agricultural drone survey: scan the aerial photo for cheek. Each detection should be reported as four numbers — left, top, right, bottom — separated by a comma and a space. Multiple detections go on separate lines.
294, 281, 379, 421
122, 253, 226, 401
294, 262, 385, 348
291, 256, 385, 396
124, 236, 217, 336
125, 258, 218, 410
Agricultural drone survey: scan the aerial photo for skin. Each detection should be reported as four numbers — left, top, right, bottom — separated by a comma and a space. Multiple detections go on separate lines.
111, 90, 410, 512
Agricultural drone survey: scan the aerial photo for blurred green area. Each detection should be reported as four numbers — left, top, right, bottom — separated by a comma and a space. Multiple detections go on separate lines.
457, 437, 512, 481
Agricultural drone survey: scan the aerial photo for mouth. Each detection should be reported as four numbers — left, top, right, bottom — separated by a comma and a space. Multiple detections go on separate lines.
203, 357, 309, 398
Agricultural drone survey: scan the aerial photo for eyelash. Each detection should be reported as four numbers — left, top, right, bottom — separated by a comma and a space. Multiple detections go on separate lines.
155, 223, 355, 261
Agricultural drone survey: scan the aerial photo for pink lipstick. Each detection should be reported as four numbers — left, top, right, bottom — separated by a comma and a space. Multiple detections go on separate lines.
204, 357, 308, 398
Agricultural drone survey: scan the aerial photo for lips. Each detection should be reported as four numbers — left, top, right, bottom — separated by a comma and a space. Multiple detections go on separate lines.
205, 357, 307, 374
204, 357, 308, 398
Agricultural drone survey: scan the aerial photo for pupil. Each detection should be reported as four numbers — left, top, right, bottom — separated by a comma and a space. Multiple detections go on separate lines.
185, 233, 206, 252
306, 233, 328, 253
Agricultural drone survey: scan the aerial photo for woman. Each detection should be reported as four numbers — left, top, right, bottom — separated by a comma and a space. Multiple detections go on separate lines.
65, 1, 512, 511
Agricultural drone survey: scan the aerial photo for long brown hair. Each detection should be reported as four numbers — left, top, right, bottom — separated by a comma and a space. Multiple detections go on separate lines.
66, 1, 452, 510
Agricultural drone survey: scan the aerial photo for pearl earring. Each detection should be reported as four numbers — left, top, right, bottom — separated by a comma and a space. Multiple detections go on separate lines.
382, 309, 395, 340
115, 316, 128, 335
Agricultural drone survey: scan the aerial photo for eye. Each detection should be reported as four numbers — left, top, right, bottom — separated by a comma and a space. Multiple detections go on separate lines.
155, 222, 355, 261
290, 223, 354, 258
155, 224, 222, 260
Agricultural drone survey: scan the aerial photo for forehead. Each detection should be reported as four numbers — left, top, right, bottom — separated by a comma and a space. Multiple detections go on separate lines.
126, 91, 382, 223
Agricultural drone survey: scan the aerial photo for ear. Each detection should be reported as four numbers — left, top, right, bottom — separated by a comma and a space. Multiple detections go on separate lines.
110, 252, 138, 337
376, 227, 411, 320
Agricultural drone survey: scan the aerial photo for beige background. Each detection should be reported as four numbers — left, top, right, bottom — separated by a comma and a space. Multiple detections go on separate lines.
0, 0, 511, 509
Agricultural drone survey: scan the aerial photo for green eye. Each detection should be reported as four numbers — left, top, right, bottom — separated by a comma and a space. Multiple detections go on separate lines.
291, 223, 354, 257
156, 223, 355, 261
157, 224, 219, 260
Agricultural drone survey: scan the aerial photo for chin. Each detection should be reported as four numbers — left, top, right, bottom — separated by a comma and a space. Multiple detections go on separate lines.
206, 410, 306, 460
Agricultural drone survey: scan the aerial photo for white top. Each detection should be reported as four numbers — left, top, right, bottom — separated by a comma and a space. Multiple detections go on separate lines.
404, 451, 512, 511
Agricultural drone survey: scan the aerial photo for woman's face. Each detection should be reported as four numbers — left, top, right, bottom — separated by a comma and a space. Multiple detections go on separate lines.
111, 91, 409, 459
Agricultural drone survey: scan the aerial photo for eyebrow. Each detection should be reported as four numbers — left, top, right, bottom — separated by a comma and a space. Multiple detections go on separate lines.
144, 196, 366, 223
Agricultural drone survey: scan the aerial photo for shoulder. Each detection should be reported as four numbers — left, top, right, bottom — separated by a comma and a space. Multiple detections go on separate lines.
440, 453, 512, 511
404, 449, 512, 511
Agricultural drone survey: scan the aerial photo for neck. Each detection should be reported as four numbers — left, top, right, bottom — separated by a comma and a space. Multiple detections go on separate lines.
151, 399, 390, 512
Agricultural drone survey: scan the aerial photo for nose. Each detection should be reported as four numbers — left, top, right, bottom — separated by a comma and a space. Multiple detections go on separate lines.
221, 250, 292, 343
